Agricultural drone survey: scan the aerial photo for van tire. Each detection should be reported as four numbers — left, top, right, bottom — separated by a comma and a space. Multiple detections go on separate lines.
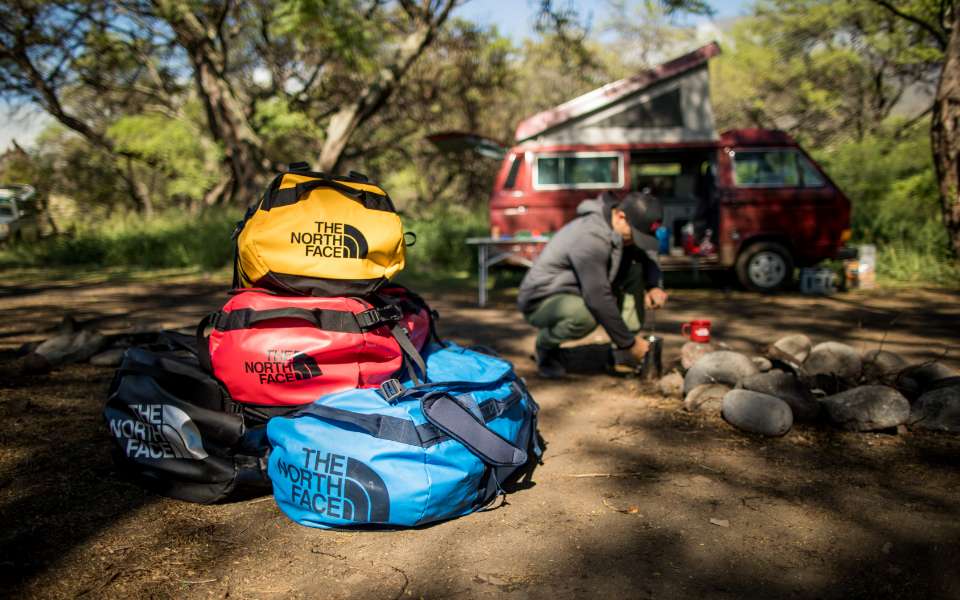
736, 242, 794, 292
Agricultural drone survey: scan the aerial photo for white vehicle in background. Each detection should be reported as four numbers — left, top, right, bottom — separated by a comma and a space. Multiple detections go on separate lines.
0, 184, 45, 243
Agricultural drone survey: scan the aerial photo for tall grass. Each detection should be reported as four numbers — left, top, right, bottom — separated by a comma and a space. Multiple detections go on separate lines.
876, 243, 960, 286
0, 208, 238, 270
0, 205, 490, 276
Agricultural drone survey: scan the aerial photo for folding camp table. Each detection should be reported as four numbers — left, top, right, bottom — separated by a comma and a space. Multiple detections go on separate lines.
465, 236, 550, 307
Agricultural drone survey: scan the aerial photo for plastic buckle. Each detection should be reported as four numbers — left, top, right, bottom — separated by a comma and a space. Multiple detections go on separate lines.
379, 304, 404, 321
379, 379, 405, 403
356, 309, 381, 329
357, 306, 403, 330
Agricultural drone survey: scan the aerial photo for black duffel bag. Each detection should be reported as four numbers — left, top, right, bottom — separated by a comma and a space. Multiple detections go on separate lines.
103, 336, 279, 503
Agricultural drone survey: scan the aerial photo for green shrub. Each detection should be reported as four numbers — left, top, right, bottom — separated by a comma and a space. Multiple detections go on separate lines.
814, 121, 958, 285
403, 207, 489, 274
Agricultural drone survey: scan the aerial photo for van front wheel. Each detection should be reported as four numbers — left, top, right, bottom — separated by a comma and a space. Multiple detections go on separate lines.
736, 242, 794, 292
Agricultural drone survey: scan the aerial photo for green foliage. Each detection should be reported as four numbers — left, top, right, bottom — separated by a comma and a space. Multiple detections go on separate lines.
403, 207, 489, 274
252, 98, 324, 163
271, 0, 383, 74
713, 0, 943, 147
108, 113, 222, 201
0, 208, 238, 270
876, 243, 960, 285
812, 120, 957, 284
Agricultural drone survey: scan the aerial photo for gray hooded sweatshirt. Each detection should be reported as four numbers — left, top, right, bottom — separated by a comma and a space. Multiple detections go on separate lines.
516, 197, 661, 348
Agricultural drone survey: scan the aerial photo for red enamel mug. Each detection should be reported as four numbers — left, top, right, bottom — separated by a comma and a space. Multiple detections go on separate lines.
681, 320, 712, 343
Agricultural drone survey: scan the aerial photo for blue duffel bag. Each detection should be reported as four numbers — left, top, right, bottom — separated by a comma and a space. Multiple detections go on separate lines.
266, 343, 540, 528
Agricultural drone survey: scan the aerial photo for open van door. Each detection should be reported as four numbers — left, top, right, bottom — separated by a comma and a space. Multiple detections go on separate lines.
426, 132, 507, 159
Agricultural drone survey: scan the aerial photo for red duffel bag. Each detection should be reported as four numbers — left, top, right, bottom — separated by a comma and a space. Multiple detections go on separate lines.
198, 286, 434, 408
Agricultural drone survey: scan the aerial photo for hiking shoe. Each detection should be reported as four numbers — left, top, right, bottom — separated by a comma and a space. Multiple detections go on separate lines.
535, 345, 566, 379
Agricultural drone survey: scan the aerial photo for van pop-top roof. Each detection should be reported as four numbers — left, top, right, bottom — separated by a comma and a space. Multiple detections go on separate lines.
514, 42, 722, 146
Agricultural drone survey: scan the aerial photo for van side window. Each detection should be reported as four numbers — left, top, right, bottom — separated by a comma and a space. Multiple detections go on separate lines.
798, 155, 825, 187
534, 153, 623, 189
503, 155, 521, 189
733, 150, 800, 187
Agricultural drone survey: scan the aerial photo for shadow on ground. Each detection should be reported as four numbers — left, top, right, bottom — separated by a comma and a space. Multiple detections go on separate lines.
1, 274, 959, 598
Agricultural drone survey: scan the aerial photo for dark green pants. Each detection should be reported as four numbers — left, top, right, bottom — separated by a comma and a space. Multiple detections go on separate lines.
525, 264, 646, 349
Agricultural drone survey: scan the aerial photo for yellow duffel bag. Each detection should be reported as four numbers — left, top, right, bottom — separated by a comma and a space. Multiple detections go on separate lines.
235, 165, 407, 296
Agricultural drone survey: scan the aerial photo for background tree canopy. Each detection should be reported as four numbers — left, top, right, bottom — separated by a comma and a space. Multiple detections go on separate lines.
0, 0, 957, 282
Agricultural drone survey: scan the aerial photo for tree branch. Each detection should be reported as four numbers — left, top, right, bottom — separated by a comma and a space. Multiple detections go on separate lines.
870, 0, 948, 50
318, 0, 458, 171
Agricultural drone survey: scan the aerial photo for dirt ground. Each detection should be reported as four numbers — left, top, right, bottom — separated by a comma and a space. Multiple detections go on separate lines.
1, 271, 959, 599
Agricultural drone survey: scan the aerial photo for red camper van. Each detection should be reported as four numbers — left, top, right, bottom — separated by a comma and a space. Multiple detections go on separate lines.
487, 43, 852, 291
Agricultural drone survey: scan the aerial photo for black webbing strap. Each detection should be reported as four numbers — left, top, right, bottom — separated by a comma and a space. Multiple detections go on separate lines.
265, 177, 396, 213
212, 307, 363, 333
297, 404, 440, 447
196, 313, 215, 373
421, 393, 528, 467
210, 303, 406, 334
157, 330, 199, 356
390, 325, 427, 384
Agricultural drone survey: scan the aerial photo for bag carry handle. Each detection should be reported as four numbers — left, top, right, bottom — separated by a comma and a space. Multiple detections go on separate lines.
421, 392, 528, 468
263, 177, 396, 213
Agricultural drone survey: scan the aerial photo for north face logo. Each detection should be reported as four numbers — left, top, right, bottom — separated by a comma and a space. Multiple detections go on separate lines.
290, 221, 369, 259
276, 450, 390, 523
290, 353, 322, 380
107, 403, 209, 461
244, 350, 323, 384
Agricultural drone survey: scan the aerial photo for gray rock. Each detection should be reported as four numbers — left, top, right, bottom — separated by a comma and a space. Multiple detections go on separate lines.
909, 385, 960, 432
721, 390, 794, 436
34, 333, 76, 364
897, 362, 960, 398
683, 351, 760, 394
658, 371, 684, 398
751, 356, 773, 372
861, 349, 909, 382
684, 383, 731, 412
741, 371, 820, 421
35, 330, 107, 365
770, 334, 812, 364
89, 348, 126, 367
64, 330, 107, 363
820, 385, 910, 431
681, 342, 717, 371
804, 342, 862, 380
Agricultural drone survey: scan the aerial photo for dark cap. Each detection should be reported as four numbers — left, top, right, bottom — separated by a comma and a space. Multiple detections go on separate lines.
617, 192, 663, 251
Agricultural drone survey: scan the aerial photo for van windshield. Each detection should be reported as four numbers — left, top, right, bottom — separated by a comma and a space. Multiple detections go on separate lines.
0, 199, 14, 217
733, 150, 801, 187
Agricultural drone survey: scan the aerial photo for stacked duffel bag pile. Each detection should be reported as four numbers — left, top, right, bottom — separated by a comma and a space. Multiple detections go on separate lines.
103, 163, 541, 528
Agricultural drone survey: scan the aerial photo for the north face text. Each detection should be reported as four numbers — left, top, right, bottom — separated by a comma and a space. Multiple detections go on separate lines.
290, 221, 368, 259
244, 350, 323, 384
274, 449, 390, 522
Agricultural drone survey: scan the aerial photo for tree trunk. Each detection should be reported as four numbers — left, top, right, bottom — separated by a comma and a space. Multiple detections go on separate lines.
318, 2, 456, 172
160, 0, 269, 204
120, 158, 153, 217
932, 12, 960, 257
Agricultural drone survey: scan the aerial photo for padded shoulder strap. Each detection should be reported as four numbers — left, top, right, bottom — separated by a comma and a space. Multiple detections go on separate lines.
421, 393, 528, 467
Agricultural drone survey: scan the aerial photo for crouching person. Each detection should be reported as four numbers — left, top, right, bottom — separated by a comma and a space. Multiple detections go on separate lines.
517, 192, 668, 378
